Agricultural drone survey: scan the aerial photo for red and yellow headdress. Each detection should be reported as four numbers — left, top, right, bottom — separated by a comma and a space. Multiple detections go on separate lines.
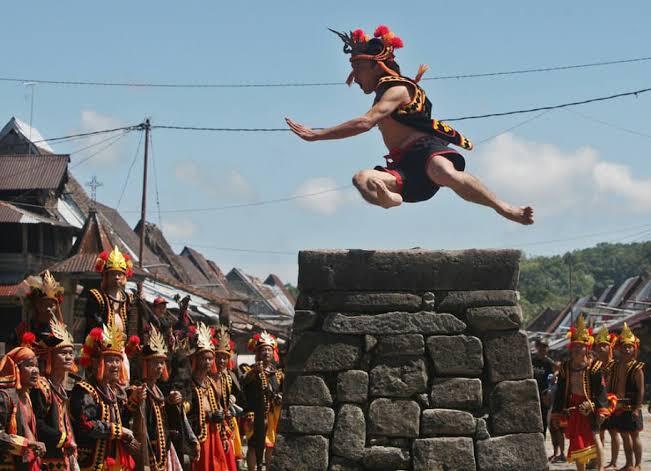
248, 330, 279, 362
80, 323, 139, 384
36, 317, 77, 376
95, 245, 134, 278
615, 323, 640, 350
330, 25, 428, 86
594, 325, 617, 347
566, 314, 594, 348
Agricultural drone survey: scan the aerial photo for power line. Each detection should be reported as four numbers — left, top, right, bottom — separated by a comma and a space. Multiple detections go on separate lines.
443, 86, 651, 122
561, 108, 651, 140
69, 131, 130, 169
121, 185, 353, 214
1, 56, 650, 88
116, 131, 144, 208
149, 130, 163, 227
32, 124, 143, 144
149, 85, 651, 132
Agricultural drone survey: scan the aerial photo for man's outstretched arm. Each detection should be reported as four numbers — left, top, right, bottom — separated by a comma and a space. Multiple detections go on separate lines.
285, 86, 410, 141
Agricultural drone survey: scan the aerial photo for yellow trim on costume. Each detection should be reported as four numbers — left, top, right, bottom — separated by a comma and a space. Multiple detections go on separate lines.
568, 444, 597, 464
56, 429, 66, 448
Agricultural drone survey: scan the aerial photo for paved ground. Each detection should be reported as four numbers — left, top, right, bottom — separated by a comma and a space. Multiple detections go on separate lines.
547, 412, 651, 470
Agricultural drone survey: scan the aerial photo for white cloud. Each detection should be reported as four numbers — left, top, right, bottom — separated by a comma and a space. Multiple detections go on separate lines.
78, 110, 125, 166
174, 160, 254, 199
162, 219, 198, 240
475, 133, 651, 215
294, 177, 356, 215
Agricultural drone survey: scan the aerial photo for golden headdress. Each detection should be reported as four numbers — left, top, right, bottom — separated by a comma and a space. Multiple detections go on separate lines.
615, 323, 640, 349
80, 323, 137, 384
190, 322, 215, 355
95, 245, 134, 277
142, 327, 168, 359
247, 330, 277, 352
214, 325, 233, 355
594, 325, 616, 346
567, 314, 594, 348
19, 270, 64, 302
36, 318, 76, 375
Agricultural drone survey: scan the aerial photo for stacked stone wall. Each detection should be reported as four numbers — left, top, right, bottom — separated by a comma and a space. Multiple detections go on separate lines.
271, 249, 548, 471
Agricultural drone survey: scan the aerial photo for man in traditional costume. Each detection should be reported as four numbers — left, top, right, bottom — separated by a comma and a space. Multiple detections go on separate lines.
0, 334, 45, 470
86, 246, 136, 337
70, 324, 143, 470
17, 270, 65, 343
186, 323, 229, 471
552, 315, 611, 471
133, 326, 193, 470
609, 323, 644, 471
242, 331, 283, 471
31, 318, 78, 470
286, 25, 533, 224
593, 326, 620, 470
212, 326, 242, 471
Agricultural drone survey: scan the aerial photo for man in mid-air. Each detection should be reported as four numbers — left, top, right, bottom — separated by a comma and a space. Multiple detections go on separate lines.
286, 25, 534, 225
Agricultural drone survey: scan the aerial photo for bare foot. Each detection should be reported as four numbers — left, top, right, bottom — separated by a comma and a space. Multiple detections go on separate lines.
604, 463, 618, 470
369, 179, 402, 209
498, 204, 534, 225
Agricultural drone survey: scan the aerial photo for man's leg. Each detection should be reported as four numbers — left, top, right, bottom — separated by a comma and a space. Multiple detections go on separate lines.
352, 169, 403, 209
607, 429, 620, 468
426, 155, 534, 225
619, 432, 633, 471
630, 431, 641, 470
593, 432, 605, 471
246, 448, 256, 471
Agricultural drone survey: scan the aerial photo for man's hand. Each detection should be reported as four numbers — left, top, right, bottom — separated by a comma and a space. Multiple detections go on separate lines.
28, 441, 46, 457
129, 385, 147, 404
120, 427, 135, 442
167, 390, 182, 405
285, 118, 321, 142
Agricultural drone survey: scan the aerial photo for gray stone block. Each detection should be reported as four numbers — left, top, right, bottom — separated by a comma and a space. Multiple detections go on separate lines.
269, 435, 329, 471
436, 290, 518, 312
483, 330, 533, 383
375, 334, 425, 356
279, 406, 335, 435
427, 335, 483, 376
297, 249, 521, 291
323, 311, 466, 335
412, 437, 476, 471
331, 404, 365, 461
286, 333, 362, 373
364, 335, 378, 352
466, 306, 523, 332
475, 433, 547, 471
475, 418, 490, 440
368, 399, 420, 437
489, 379, 543, 435
311, 291, 423, 313
284, 375, 333, 406
337, 370, 368, 403
362, 447, 410, 470
420, 409, 476, 437
329, 457, 362, 471
369, 357, 428, 398
430, 378, 482, 410
292, 310, 319, 332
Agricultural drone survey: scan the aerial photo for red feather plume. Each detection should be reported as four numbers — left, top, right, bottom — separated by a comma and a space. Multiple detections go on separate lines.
22, 331, 36, 346
374, 25, 390, 37
390, 36, 404, 48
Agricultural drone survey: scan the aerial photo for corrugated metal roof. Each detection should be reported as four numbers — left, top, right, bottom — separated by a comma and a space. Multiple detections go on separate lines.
0, 118, 55, 154
0, 201, 72, 226
0, 155, 69, 190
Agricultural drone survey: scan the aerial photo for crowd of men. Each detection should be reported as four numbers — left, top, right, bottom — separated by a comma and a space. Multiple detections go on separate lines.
533, 315, 647, 471
0, 246, 283, 471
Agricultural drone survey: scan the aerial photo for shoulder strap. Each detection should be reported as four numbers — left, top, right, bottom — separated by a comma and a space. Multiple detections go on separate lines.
89, 289, 105, 309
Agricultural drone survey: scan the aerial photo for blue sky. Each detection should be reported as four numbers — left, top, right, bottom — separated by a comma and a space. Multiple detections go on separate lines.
2, 1, 650, 283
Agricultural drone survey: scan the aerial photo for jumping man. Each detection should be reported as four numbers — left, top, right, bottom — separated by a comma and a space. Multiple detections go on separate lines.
286, 25, 534, 224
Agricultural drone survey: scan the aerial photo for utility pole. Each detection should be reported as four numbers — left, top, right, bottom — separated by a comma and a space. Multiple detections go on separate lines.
138, 119, 151, 269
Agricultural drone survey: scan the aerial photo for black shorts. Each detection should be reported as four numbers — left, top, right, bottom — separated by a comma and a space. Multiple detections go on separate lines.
375, 136, 465, 203
610, 410, 644, 432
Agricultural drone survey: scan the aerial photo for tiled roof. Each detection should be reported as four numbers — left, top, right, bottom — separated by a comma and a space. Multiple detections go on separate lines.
0, 201, 72, 227
0, 155, 69, 190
